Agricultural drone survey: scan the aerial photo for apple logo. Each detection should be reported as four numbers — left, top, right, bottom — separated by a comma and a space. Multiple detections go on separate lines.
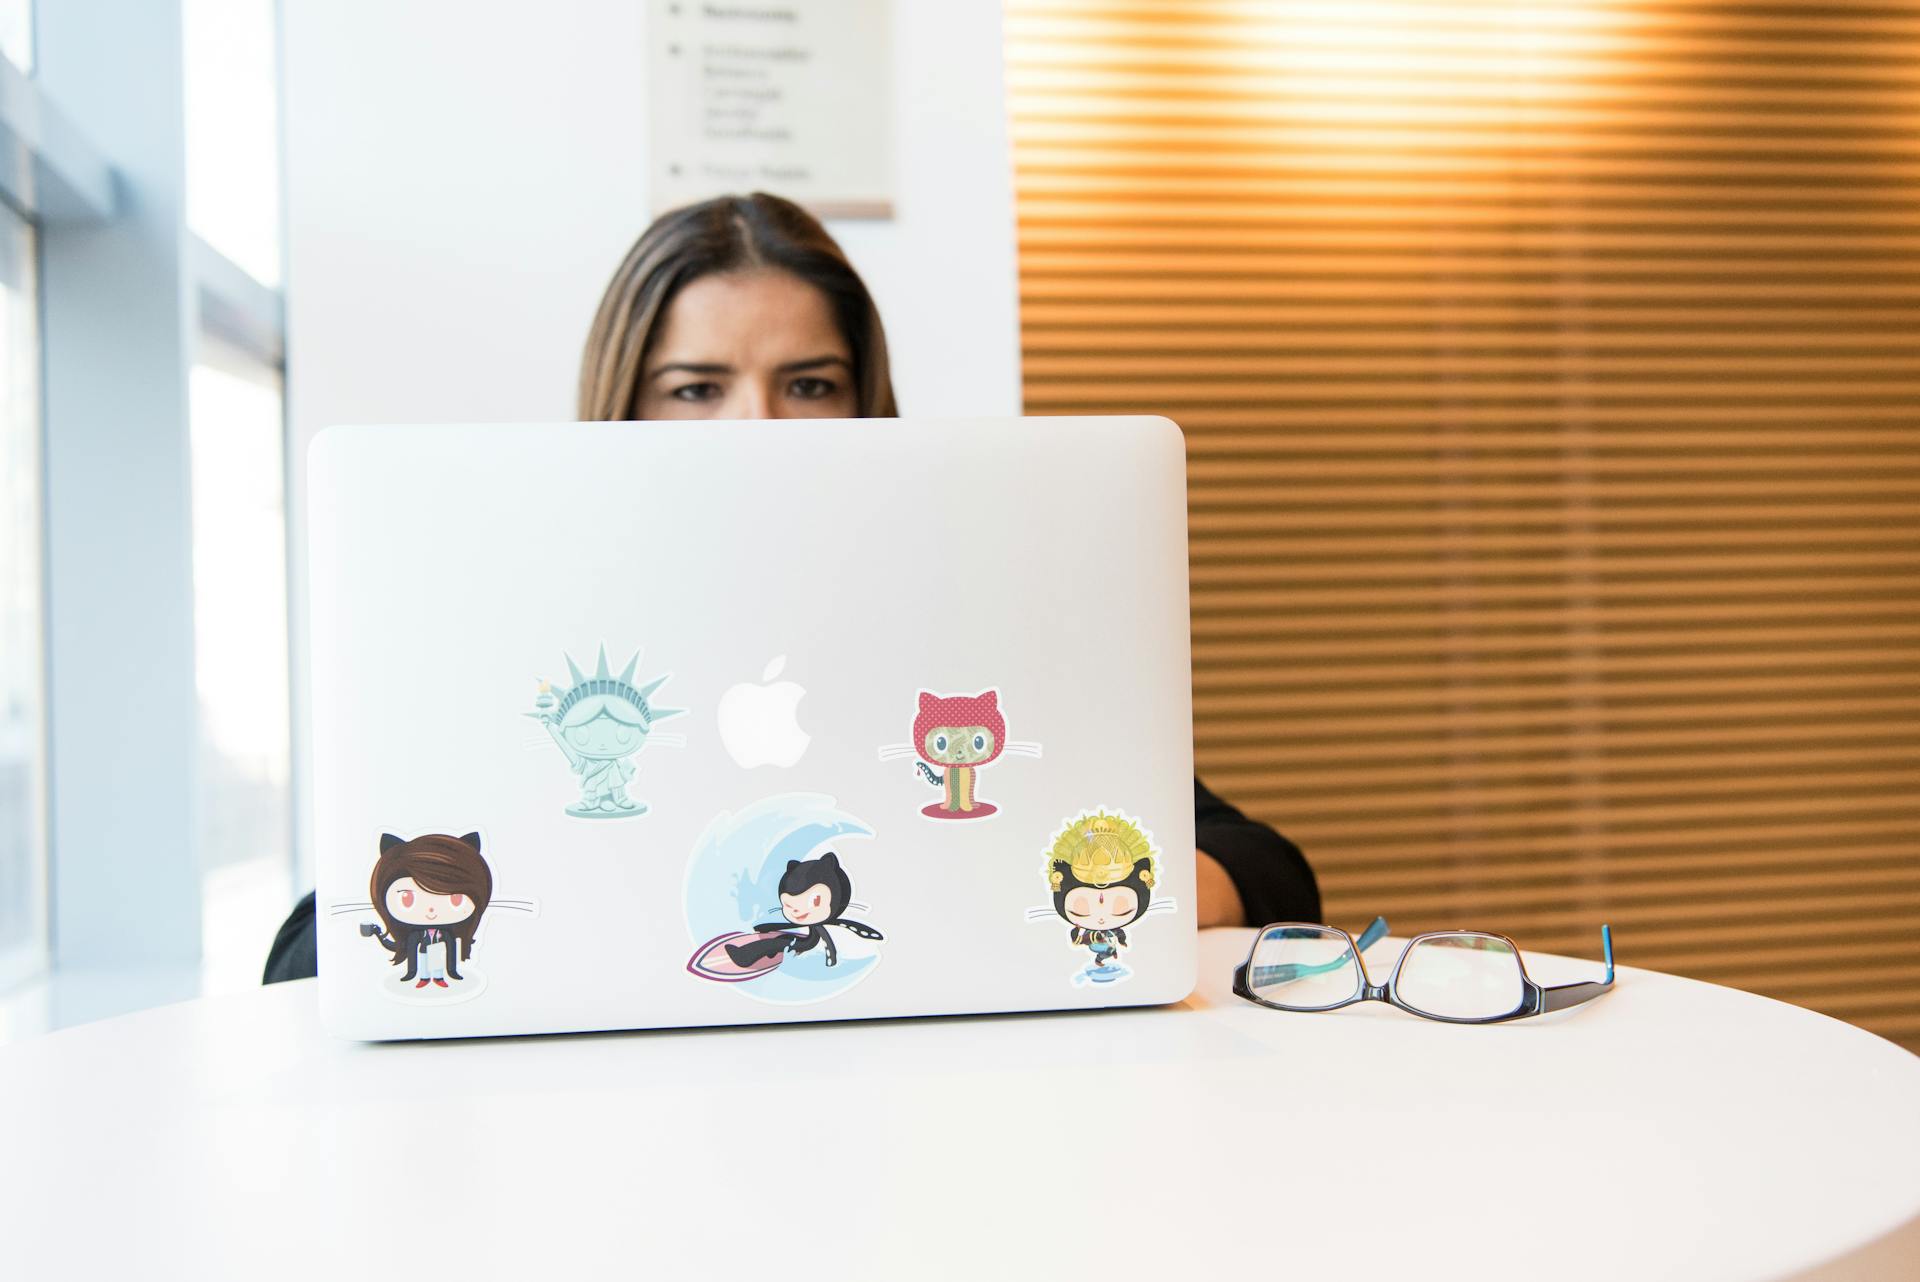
718, 655, 811, 768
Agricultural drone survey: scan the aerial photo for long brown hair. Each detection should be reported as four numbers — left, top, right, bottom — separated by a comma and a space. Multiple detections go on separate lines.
578, 192, 898, 421
369, 832, 494, 963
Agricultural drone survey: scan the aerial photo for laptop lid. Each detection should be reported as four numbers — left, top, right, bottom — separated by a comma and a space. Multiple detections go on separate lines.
309, 416, 1196, 1039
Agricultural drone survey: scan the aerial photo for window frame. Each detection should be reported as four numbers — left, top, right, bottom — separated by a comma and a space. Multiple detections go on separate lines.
0, 0, 292, 1009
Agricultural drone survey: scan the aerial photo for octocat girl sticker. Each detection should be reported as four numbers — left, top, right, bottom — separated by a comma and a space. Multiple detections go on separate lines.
330, 831, 537, 1006
1026, 810, 1178, 987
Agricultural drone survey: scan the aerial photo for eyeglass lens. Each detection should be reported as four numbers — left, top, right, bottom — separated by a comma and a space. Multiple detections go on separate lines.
1395, 934, 1524, 1020
1246, 925, 1363, 1010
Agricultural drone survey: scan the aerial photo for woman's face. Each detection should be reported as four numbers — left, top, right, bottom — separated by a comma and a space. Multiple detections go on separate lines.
640, 269, 859, 420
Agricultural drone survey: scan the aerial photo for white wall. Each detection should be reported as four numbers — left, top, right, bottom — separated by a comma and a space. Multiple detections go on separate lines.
280, 0, 1022, 879
281, 0, 1020, 430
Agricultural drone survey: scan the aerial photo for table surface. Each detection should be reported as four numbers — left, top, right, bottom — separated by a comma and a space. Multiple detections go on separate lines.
2, 930, 1916, 1281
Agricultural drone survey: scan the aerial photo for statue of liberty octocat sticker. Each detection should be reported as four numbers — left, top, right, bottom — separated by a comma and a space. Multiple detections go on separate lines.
528, 644, 685, 819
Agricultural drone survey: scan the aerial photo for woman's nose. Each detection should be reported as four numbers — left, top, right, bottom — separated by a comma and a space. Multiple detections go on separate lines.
733, 380, 775, 420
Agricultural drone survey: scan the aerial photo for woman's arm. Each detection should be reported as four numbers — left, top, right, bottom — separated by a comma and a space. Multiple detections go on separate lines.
1192, 777, 1322, 928
1194, 850, 1245, 928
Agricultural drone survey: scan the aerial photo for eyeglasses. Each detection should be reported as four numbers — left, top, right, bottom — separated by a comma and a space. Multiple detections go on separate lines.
1232, 915, 1615, 1024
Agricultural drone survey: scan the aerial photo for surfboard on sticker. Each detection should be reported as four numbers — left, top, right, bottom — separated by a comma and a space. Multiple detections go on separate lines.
685, 931, 791, 982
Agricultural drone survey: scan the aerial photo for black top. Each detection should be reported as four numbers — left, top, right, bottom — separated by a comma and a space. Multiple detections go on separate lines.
1192, 776, 1320, 928
262, 776, 1321, 985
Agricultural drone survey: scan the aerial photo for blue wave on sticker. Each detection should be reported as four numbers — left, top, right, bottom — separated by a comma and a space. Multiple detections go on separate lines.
682, 793, 880, 1006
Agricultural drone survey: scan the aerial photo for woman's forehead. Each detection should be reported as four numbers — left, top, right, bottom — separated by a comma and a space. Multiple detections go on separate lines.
650, 269, 849, 367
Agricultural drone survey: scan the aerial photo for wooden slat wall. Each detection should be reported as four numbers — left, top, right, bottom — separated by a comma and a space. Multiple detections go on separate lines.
1005, 0, 1920, 1049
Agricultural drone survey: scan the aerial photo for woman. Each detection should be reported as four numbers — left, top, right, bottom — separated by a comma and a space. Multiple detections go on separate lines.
575, 193, 1318, 932
264, 192, 1316, 983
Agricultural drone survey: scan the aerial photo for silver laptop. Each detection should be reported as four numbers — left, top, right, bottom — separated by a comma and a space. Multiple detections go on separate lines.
308, 416, 1197, 1039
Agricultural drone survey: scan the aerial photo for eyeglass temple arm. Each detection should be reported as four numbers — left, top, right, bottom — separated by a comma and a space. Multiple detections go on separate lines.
1245, 915, 1390, 986
1354, 914, 1389, 951
1538, 925, 1615, 1013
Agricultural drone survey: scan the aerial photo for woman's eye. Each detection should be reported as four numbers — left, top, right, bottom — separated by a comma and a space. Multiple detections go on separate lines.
399, 890, 414, 908
789, 376, 836, 399
670, 382, 721, 402
451, 894, 464, 907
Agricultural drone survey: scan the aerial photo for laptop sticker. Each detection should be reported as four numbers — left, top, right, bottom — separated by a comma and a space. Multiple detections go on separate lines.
1025, 810, 1178, 988
716, 654, 811, 769
877, 688, 1042, 820
329, 830, 539, 1006
526, 644, 685, 819
683, 794, 885, 1004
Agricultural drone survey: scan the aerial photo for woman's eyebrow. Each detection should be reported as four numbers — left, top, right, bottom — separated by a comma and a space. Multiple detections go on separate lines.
648, 361, 733, 380
776, 355, 853, 374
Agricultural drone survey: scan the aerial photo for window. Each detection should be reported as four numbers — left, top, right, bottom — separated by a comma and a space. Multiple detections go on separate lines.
189, 352, 291, 994
0, 205, 44, 990
0, 0, 292, 1027
183, 0, 281, 286
182, 0, 291, 995
0, 0, 31, 74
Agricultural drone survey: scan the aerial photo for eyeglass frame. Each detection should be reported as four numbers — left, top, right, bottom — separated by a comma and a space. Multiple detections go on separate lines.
1231, 916, 1616, 1024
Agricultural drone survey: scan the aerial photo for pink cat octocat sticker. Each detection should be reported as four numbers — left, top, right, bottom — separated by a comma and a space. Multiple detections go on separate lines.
878, 688, 1042, 820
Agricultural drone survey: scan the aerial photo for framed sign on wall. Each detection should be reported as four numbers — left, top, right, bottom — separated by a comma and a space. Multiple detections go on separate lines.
647, 0, 894, 219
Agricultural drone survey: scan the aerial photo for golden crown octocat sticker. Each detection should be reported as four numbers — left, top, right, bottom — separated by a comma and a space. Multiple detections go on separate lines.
1027, 810, 1178, 987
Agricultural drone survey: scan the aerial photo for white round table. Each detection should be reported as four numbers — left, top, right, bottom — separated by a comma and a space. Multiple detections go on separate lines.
2, 931, 1916, 1280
